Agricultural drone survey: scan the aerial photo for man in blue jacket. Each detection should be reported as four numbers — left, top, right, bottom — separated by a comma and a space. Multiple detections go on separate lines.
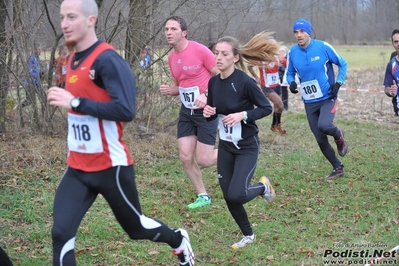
22, 47, 42, 107
286, 19, 348, 180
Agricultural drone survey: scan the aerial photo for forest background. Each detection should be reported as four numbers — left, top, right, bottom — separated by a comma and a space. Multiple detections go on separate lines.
0, 0, 399, 134
0, 1, 399, 265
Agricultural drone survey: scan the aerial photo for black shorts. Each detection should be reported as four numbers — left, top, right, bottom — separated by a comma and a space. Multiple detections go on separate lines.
177, 105, 218, 145
261, 85, 282, 95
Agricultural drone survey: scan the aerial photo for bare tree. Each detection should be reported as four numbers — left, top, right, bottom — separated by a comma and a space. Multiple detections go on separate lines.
124, 0, 151, 67
1, 0, 399, 135
0, 0, 10, 133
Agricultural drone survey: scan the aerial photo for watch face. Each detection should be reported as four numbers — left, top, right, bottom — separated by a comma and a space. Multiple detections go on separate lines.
71, 98, 80, 108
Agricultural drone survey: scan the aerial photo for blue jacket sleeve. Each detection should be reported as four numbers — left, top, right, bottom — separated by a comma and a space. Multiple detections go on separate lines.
325, 43, 347, 84
383, 59, 397, 87
286, 50, 296, 85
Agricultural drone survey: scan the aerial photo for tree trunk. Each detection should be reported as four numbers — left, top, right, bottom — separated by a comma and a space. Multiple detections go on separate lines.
0, 0, 10, 133
125, 0, 149, 67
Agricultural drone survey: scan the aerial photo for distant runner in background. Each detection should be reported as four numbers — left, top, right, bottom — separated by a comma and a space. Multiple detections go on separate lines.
248, 42, 287, 135
22, 46, 42, 108
53, 44, 68, 88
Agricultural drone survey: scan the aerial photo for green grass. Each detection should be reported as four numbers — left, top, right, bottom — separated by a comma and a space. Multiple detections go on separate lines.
1, 46, 398, 265
281, 45, 393, 70
335, 46, 393, 70
1, 112, 398, 266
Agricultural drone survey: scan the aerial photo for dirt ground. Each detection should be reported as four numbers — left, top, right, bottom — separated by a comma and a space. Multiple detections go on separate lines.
288, 67, 399, 123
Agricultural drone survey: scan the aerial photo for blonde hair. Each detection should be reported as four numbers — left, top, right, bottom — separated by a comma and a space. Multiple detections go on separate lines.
280, 45, 288, 57
217, 32, 280, 72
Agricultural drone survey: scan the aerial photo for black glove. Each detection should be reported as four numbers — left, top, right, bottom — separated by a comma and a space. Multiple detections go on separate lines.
289, 81, 298, 94
328, 82, 341, 99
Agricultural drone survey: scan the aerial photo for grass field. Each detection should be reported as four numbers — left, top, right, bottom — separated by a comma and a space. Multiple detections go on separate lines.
1, 46, 399, 266
1, 114, 398, 266
335, 46, 394, 70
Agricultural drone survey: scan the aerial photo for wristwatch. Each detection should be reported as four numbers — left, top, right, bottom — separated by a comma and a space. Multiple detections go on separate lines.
243, 111, 248, 124
70, 97, 81, 111
204, 91, 208, 97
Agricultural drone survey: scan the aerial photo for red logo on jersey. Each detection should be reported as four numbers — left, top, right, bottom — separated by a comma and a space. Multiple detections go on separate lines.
77, 143, 86, 151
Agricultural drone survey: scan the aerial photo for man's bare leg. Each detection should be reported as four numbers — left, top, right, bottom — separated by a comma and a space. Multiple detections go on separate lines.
196, 141, 217, 168
178, 135, 206, 194
178, 136, 216, 208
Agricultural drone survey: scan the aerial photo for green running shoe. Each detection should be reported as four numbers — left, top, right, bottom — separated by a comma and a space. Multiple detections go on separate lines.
187, 195, 211, 209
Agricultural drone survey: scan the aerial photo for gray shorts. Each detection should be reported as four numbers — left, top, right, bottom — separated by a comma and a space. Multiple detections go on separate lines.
177, 105, 218, 145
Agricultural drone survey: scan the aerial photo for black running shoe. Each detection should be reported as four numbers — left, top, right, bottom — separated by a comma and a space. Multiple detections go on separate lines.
325, 165, 345, 180
335, 129, 348, 157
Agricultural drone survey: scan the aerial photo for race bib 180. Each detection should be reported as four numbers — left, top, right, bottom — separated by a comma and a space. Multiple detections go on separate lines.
300, 79, 323, 100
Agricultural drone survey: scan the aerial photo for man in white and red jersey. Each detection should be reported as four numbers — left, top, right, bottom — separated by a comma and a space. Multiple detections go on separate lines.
248, 54, 287, 134
160, 16, 219, 209
47, 1, 194, 265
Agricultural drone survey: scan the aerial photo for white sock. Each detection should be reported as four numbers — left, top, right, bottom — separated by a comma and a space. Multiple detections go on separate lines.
198, 193, 209, 199
246, 234, 255, 240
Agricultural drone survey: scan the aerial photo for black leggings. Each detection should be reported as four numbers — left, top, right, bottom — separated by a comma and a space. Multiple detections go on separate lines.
0, 246, 13, 266
281, 86, 289, 110
52, 166, 181, 266
304, 99, 342, 168
392, 96, 398, 115
217, 135, 265, 236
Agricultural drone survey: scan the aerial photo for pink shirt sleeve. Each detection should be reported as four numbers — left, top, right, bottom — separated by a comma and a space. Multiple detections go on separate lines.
197, 43, 216, 73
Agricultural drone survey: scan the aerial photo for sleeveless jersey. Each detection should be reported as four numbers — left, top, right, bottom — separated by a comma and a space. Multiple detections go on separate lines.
66, 42, 133, 171
259, 57, 280, 88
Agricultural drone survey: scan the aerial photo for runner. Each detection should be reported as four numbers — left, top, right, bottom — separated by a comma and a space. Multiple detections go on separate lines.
160, 16, 219, 209
204, 32, 278, 249
286, 19, 348, 180
248, 42, 287, 134
47, 1, 194, 265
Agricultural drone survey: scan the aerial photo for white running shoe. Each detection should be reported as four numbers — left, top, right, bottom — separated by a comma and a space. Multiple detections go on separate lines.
231, 234, 256, 249
173, 228, 195, 265
259, 176, 276, 203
